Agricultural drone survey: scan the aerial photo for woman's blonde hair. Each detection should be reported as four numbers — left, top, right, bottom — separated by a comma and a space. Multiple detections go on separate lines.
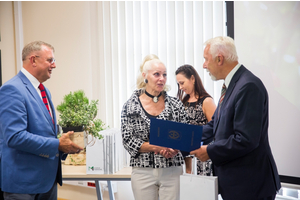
136, 54, 170, 91
136, 54, 159, 89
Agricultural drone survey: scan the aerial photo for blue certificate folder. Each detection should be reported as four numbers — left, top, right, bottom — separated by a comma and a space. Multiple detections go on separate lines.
149, 118, 203, 152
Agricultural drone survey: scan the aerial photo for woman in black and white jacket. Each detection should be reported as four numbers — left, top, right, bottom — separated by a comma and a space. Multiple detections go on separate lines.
121, 55, 189, 200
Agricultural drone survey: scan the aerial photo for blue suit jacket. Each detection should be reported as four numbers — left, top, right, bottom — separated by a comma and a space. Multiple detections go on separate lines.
0, 71, 63, 194
202, 66, 281, 200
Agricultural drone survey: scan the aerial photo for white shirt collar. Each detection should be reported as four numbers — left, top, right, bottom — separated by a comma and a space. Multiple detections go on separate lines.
20, 68, 53, 115
21, 68, 40, 90
224, 63, 241, 88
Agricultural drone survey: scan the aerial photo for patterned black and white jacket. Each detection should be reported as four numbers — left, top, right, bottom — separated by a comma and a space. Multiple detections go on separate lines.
121, 89, 189, 168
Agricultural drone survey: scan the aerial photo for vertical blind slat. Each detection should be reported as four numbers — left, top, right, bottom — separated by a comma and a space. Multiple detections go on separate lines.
125, 1, 135, 97
202, 1, 214, 101
175, 1, 185, 70
184, 1, 194, 65
149, 1, 158, 55
141, 1, 150, 60
166, 1, 176, 97
213, 1, 226, 103
117, 1, 127, 111
110, 2, 119, 127
103, 2, 113, 126
157, 1, 167, 64
193, 1, 204, 81
96, 2, 107, 123
133, 1, 142, 77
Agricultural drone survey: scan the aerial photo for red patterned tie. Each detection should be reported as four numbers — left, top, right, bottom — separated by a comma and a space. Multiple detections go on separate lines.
218, 83, 226, 118
38, 83, 54, 124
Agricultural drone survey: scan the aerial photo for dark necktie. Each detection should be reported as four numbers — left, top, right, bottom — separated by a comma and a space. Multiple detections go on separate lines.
218, 83, 227, 118
38, 83, 54, 124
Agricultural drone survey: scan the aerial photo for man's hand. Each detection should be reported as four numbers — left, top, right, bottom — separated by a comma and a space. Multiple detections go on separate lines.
159, 148, 179, 159
190, 145, 210, 162
58, 131, 83, 154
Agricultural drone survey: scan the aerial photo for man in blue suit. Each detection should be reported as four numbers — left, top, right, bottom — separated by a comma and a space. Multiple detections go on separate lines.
0, 41, 83, 200
191, 36, 281, 200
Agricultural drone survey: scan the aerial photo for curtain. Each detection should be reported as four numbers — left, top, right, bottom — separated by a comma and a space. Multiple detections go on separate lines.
94, 1, 227, 130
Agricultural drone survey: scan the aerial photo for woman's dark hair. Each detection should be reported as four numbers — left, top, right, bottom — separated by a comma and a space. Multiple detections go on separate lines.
175, 64, 211, 104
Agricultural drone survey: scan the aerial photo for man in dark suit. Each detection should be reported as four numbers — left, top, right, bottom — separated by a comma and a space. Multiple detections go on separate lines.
191, 36, 281, 200
0, 41, 83, 200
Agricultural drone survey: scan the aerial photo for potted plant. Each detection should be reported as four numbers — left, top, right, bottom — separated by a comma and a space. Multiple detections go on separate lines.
57, 90, 106, 165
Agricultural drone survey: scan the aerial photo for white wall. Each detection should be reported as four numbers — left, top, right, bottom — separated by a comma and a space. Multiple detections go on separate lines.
21, 1, 101, 121
0, 1, 17, 83
235, 1, 300, 181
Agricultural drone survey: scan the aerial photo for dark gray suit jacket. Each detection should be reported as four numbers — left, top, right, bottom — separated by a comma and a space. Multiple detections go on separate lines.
202, 65, 281, 200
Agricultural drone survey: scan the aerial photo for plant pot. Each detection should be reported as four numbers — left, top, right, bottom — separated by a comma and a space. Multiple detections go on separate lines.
62, 126, 84, 133
62, 126, 87, 165
62, 126, 86, 149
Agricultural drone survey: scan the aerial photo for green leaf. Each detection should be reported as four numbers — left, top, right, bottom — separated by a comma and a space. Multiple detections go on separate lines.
56, 90, 106, 140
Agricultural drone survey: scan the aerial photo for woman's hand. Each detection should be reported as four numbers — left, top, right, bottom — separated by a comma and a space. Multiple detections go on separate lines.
139, 142, 179, 158
159, 148, 179, 159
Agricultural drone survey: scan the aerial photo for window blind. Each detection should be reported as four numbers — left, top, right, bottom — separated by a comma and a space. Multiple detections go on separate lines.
95, 1, 227, 129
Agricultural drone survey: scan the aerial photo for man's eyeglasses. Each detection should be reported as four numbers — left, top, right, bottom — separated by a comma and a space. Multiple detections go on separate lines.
34, 55, 56, 65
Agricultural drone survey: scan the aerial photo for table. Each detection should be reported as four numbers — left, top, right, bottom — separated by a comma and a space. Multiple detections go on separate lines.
62, 165, 131, 200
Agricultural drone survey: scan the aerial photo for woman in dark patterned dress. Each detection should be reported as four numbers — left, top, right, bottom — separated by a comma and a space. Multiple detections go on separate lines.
175, 64, 216, 175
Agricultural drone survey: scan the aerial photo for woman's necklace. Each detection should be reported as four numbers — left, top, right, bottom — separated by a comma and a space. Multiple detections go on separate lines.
145, 90, 162, 103
185, 102, 190, 110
